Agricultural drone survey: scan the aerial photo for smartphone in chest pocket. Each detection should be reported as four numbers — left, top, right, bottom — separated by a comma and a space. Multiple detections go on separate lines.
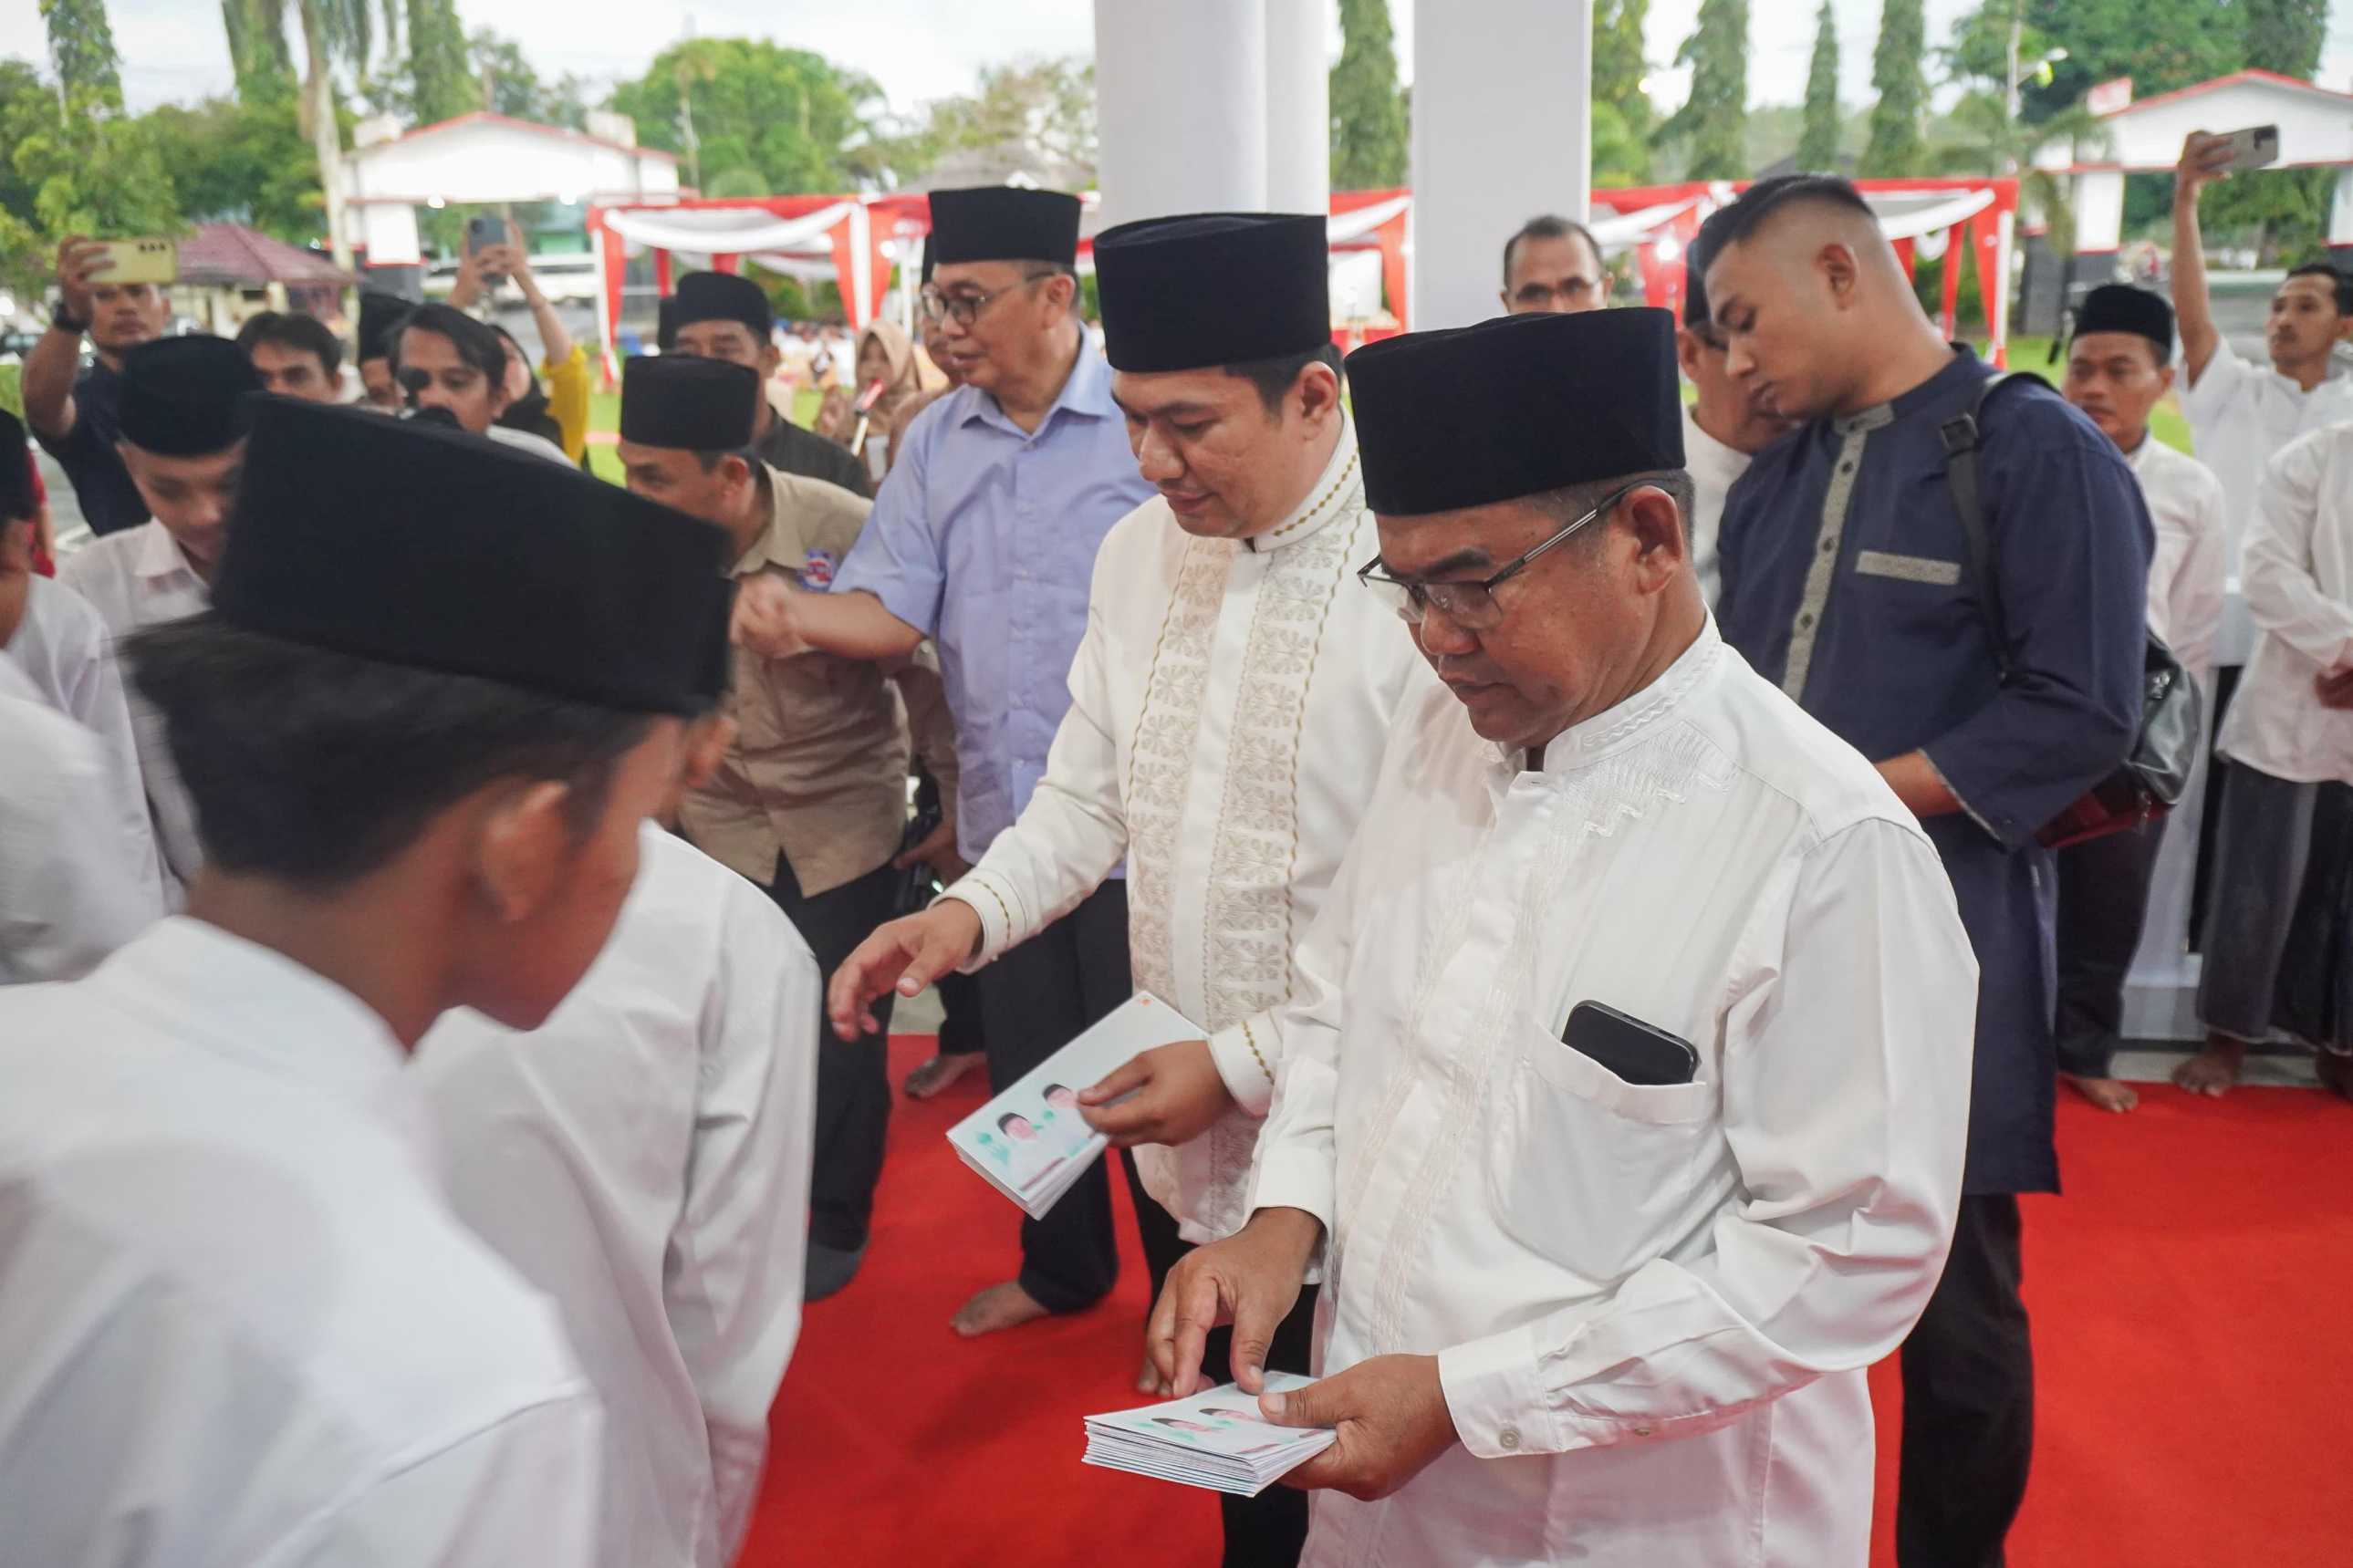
1562, 1001, 1700, 1086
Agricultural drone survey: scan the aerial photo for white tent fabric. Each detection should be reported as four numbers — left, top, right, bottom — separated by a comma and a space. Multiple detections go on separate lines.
1327, 194, 1411, 244
599, 202, 851, 255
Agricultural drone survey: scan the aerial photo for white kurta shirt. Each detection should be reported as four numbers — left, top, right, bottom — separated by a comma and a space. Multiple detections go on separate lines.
414, 825, 819, 1568
58, 519, 210, 894
5, 572, 170, 909
0, 664, 158, 982
2179, 341, 2353, 664
1680, 403, 1752, 606
0, 919, 601, 1565
2129, 434, 2228, 680
1247, 621, 1977, 1568
2217, 422, 2353, 784
943, 420, 1424, 1244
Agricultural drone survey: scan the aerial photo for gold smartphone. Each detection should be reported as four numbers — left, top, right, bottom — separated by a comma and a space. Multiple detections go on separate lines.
95, 238, 178, 286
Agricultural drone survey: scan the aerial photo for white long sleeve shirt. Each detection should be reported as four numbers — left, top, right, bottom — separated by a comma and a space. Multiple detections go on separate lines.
414, 825, 818, 1568
942, 421, 1424, 1243
1247, 621, 1977, 1568
5, 572, 171, 909
0, 918, 601, 1566
2217, 423, 2353, 784
1681, 403, 1754, 606
2179, 339, 2353, 664
58, 518, 210, 895
2129, 434, 2228, 680
0, 664, 159, 982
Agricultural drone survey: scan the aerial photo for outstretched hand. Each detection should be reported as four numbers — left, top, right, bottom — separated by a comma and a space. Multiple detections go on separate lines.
1258, 1354, 1460, 1501
826, 901, 983, 1041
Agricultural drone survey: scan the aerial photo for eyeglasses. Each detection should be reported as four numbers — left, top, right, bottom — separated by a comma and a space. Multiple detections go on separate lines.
918, 273, 1047, 327
1356, 482, 1646, 629
1510, 279, 1599, 310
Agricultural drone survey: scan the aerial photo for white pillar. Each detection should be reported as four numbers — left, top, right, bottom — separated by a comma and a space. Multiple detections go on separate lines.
1263, 0, 1329, 217
1092, 0, 1269, 228
2071, 169, 2126, 262
1411, 0, 1592, 330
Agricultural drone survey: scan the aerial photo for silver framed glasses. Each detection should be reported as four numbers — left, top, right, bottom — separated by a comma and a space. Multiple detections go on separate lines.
1356, 481, 1646, 628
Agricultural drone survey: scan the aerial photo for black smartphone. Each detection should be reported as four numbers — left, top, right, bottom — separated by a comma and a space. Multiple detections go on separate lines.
1562, 1001, 1700, 1086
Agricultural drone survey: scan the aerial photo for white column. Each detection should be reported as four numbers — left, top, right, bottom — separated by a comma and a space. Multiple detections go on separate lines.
1263, 0, 1329, 216
2328, 166, 2353, 247
1092, 0, 1269, 228
2071, 169, 2126, 261
1411, 0, 1592, 329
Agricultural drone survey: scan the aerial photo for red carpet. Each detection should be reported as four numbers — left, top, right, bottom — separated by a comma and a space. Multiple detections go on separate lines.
743, 1039, 2352, 1567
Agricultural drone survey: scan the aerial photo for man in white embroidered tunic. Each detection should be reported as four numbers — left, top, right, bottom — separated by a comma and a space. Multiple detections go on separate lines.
829, 213, 1420, 1566
1146, 307, 1978, 1568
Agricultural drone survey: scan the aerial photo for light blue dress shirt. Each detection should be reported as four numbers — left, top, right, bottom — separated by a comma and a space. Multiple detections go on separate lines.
829, 338, 1156, 862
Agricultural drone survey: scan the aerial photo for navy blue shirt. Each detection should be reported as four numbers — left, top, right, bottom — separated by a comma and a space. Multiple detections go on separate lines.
33, 363, 149, 537
1716, 349, 2151, 1195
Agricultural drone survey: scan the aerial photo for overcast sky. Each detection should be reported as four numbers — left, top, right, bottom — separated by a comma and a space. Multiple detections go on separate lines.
6, 1, 2352, 127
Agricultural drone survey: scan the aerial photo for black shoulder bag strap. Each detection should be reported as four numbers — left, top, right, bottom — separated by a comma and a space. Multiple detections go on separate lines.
1937, 369, 2050, 684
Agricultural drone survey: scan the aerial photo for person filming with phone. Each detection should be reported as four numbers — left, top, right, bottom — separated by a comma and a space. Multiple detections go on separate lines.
1146, 306, 1977, 1568
22, 235, 174, 537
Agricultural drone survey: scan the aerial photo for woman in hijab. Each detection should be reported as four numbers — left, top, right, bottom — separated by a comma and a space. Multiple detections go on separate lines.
813, 318, 933, 472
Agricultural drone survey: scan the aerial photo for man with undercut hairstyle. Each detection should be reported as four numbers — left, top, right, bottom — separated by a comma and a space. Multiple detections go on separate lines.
1705, 172, 2151, 1568
0, 395, 737, 1563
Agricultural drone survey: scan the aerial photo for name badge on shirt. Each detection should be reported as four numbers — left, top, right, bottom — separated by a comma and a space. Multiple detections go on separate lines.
799, 549, 838, 589
1855, 550, 1963, 587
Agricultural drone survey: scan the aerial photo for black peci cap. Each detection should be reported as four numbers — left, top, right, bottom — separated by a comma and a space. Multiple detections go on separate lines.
620, 355, 763, 451
1095, 213, 1330, 374
927, 187, 1083, 268
119, 335, 264, 457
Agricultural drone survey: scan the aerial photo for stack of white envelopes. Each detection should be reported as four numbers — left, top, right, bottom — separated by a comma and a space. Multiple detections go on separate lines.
1081, 1374, 1335, 1497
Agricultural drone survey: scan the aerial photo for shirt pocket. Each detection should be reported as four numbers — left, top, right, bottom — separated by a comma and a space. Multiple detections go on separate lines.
1487, 1022, 1719, 1282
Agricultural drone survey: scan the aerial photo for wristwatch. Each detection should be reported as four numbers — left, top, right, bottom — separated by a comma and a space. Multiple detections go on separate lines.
47, 299, 87, 334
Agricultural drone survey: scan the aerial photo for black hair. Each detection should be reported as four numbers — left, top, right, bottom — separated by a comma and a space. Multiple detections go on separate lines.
390, 302, 507, 386
234, 311, 345, 376
2285, 262, 2353, 316
1699, 173, 1875, 257
124, 615, 651, 888
692, 444, 761, 475
1502, 214, 1606, 286
996, 1112, 1031, 1134
1225, 342, 1345, 415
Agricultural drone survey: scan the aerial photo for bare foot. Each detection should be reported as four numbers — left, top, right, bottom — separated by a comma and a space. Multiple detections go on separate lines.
2063, 1074, 2140, 1113
2172, 1038, 2247, 1097
2317, 1051, 2353, 1103
952, 1280, 1051, 1338
906, 1050, 984, 1101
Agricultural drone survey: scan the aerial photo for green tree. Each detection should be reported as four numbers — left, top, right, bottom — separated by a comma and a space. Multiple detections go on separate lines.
2015, 0, 2243, 122
608, 39, 890, 194
1594, 0, 1653, 139
1591, 99, 1650, 185
466, 28, 588, 127
222, 0, 295, 103
896, 57, 1098, 187
5, 88, 178, 244
144, 95, 323, 239
1798, 1, 1841, 168
39, 0, 124, 112
1329, 0, 1408, 188
1862, 0, 1928, 175
407, 0, 472, 125
1658, 0, 1749, 181
2244, 0, 2327, 77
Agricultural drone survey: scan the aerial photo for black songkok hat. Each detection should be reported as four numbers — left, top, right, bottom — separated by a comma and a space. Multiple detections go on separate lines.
669, 272, 772, 342
927, 187, 1082, 268
119, 335, 263, 457
357, 290, 411, 363
211, 397, 734, 715
621, 355, 762, 451
0, 408, 34, 522
1095, 213, 1330, 373
1346, 308, 1686, 516
2073, 284, 2175, 363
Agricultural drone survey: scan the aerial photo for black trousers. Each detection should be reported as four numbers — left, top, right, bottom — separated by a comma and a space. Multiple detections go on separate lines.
933, 967, 986, 1058
2053, 816, 2168, 1079
973, 881, 1135, 1314
766, 854, 900, 1253
2188, 662, 2243, 950
1897, 1194, 2033, 1568
1132, 1181, 1317, 1568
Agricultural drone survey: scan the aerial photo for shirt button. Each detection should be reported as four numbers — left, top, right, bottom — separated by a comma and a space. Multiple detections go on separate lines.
1498, 1427, 1521, 1452
1839, 462, 1855, 473
1819, 536, 1837, 554
1798, 613, 1815, 628
1633, 1424, 1655, 1438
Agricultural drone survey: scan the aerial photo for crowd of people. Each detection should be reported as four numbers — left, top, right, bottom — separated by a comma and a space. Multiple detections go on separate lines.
0, 129, 2348, 1568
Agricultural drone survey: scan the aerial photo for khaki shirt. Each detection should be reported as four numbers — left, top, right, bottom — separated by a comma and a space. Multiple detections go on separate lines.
682, 467, 955, 897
